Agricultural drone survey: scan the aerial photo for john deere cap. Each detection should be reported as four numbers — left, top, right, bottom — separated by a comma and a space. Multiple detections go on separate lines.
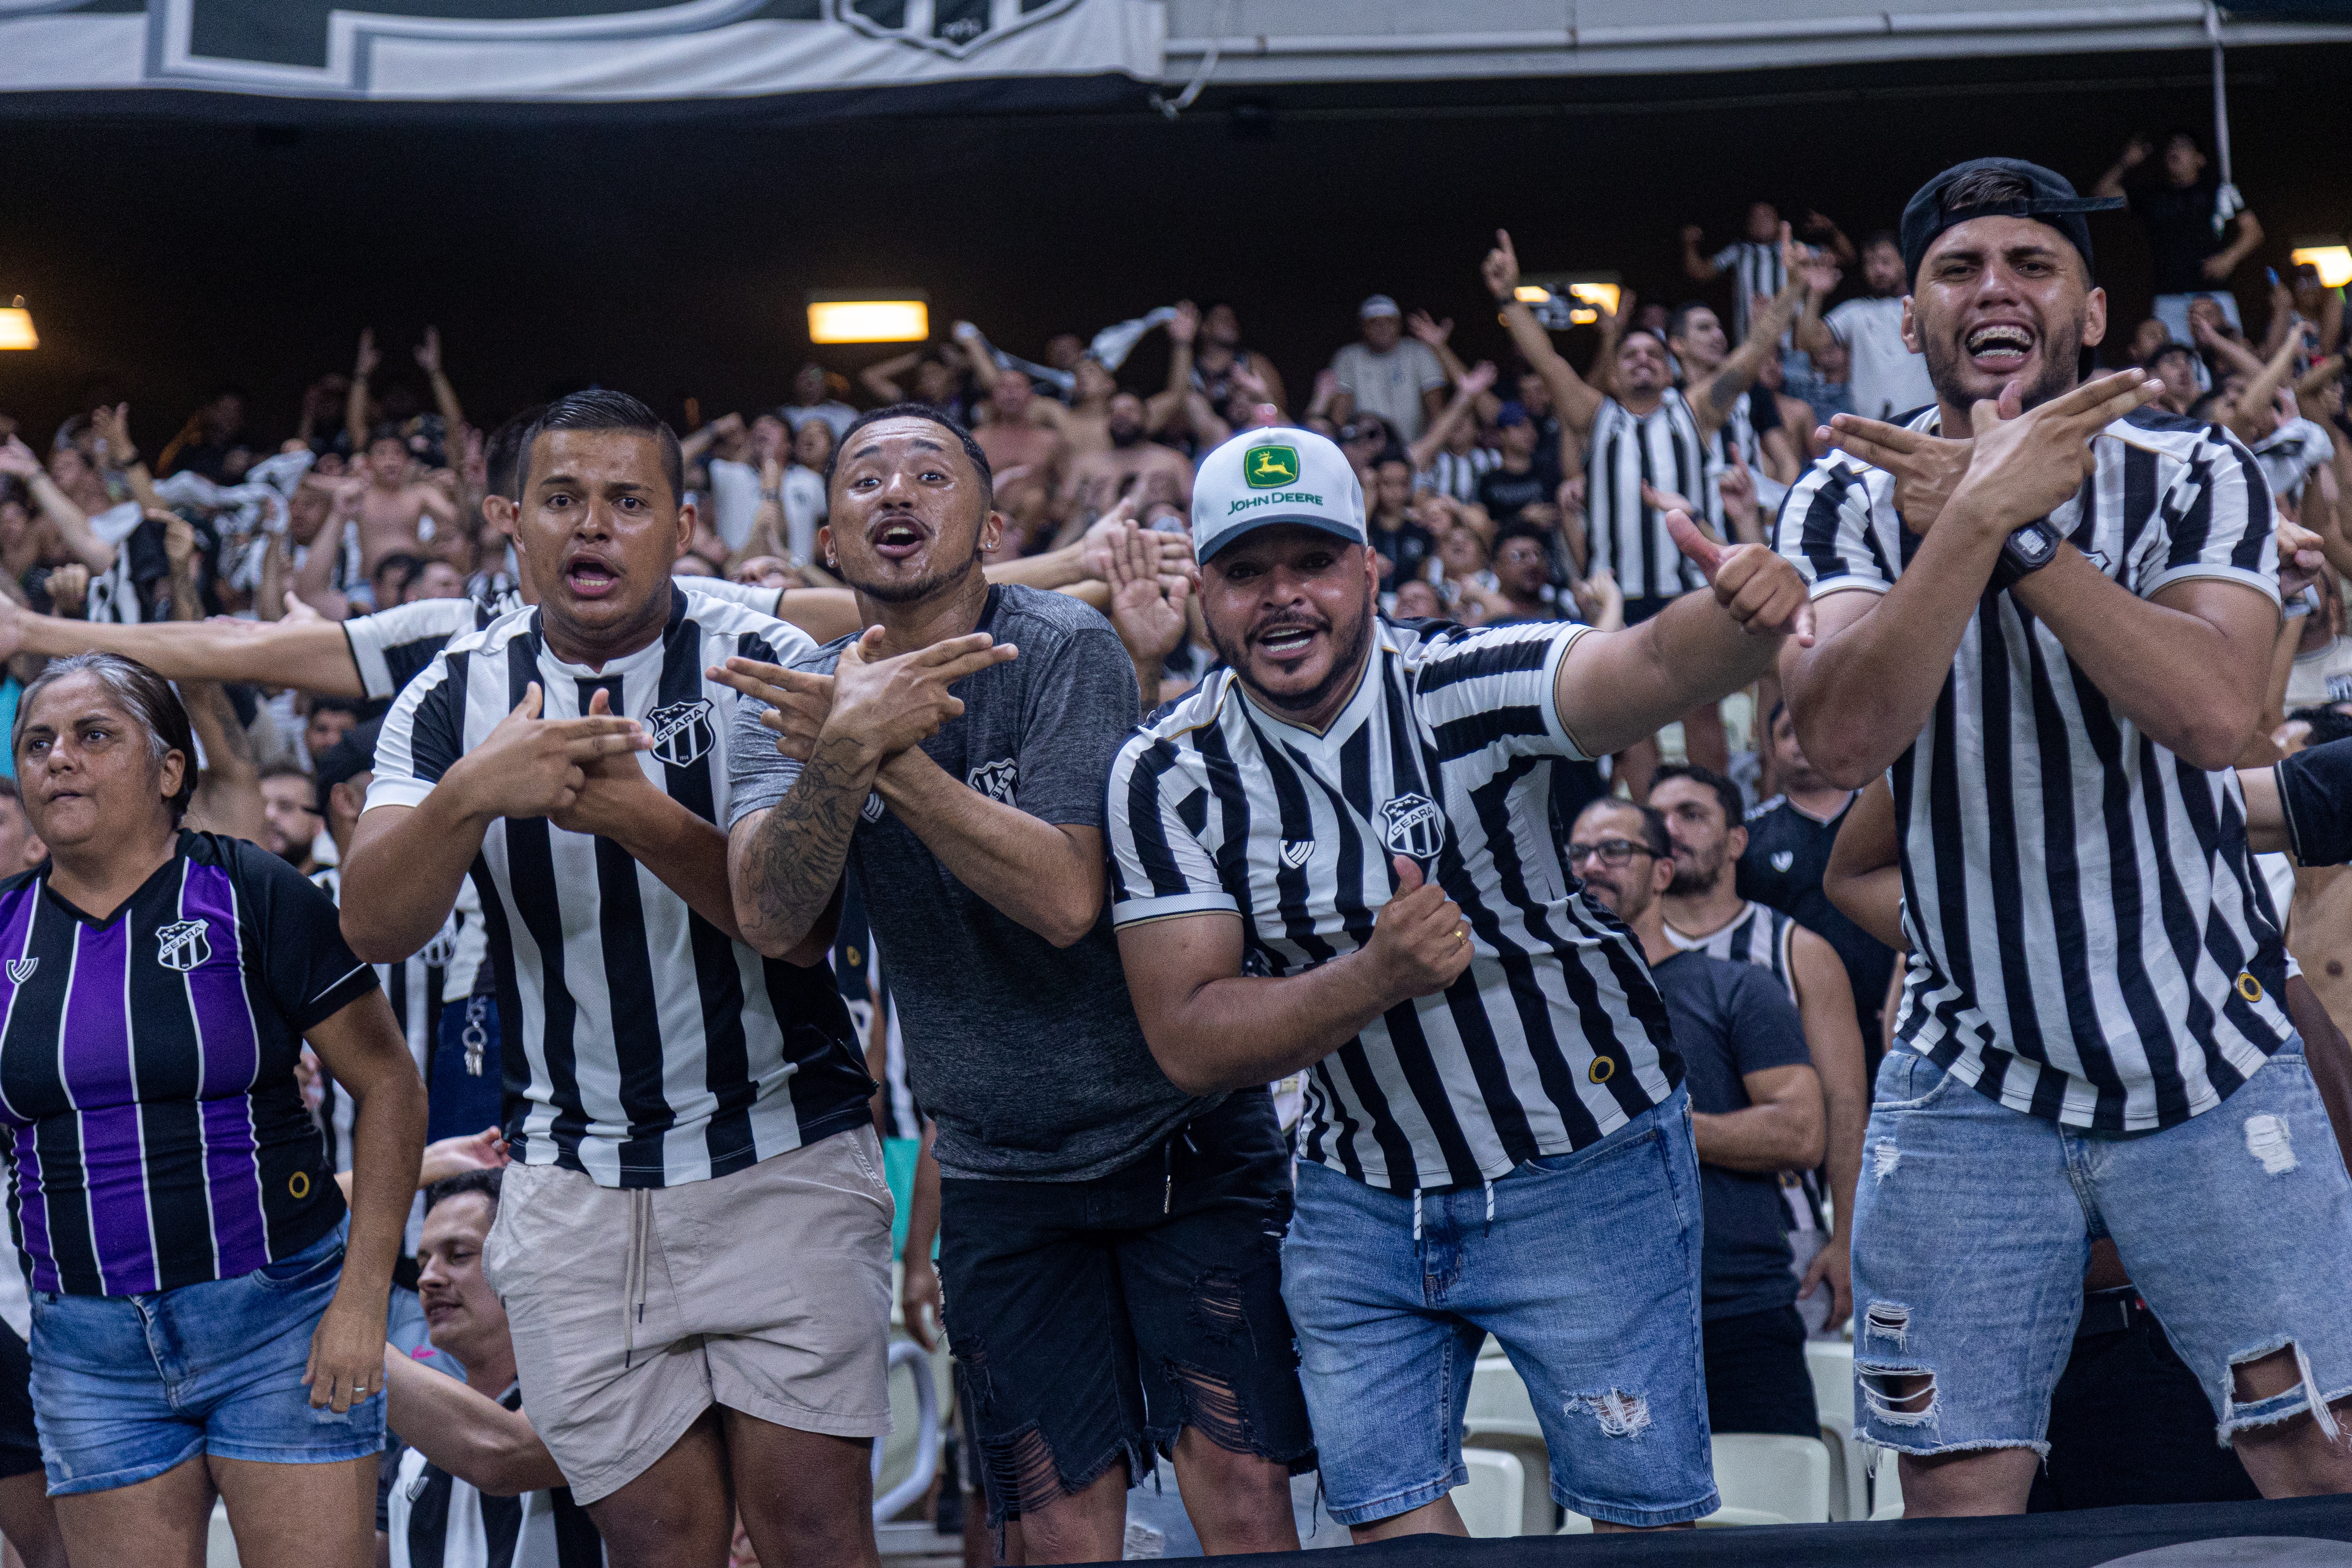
1191, 428, 1367, 566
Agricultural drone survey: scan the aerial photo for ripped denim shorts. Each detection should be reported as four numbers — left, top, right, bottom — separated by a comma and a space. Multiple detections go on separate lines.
1849, 1039, 2352, 1455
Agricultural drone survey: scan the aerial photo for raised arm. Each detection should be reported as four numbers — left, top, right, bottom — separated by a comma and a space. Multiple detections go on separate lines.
1693, 229, 1809, 436
1408, 362, 1499, 472
0, 584, 372, 696
2090, 135, 2150, 201
346, 329, 378, 454
2204, 206, 2264, 283
860, 350, 923, 406
0, 438, 117, 573
1481, 230, 1604, 433
2215, 326, 2302, 449
414, 327, 465, 436
1553, 513, 1808, 756
1682, 223, 1722, 282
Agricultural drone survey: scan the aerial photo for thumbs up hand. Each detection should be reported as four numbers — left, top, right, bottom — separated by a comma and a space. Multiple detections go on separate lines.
1668, 510, 1815, 647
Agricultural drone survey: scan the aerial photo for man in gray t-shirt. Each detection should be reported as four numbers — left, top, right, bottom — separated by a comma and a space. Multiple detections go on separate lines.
718, 404, 1312, 1560
726, 582, 1194, 1182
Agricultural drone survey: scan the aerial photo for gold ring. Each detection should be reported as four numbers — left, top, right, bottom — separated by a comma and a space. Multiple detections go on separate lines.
1456, 929, 1468, 944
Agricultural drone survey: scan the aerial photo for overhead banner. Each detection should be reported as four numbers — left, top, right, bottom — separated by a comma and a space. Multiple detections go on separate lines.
0, 0, 1165, 110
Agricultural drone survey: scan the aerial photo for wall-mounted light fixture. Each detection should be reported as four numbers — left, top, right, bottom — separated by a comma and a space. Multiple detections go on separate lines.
807, 292, 929, 344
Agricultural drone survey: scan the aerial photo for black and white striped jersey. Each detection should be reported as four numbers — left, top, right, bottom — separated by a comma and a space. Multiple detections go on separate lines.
308, 863, 451, 1173
1777, 405, 2291, 1130
1107, 618, 1683, 1193
1585, 390, 1717, 601
1709, 239, 1786, 343
1420, 446, 1501, 505
344, 580, 784, 701
1665, 901, 1794, 995
366, 585, 872, 1188
385, 1390, 604, 1568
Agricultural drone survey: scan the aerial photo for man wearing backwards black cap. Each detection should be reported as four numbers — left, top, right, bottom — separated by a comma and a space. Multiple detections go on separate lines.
1107, 427, 1813, 1537
1777, 158, 2352, 1515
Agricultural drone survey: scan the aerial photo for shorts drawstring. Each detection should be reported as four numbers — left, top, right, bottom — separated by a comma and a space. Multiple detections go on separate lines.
1482, 1178, 1495, 1232
1411, 1188, 1424, 1243
622, 1188, 651, 1370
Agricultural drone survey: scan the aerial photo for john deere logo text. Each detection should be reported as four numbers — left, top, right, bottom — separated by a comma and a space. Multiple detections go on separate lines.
1245, 446, 1300, 489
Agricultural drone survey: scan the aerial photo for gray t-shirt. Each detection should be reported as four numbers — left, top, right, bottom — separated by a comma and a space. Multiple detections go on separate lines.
727, 584, 1217, 1181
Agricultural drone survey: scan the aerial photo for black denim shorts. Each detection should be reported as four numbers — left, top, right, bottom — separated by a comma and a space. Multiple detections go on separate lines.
940, 1089, 1316, 1525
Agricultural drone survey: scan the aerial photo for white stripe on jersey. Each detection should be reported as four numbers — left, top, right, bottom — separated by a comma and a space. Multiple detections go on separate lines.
1108, 619, 1681, 1192
1777, 405, 2289, 1131
1420, 446, 1501, 505
1665, 901, 1794, 1000
1587, 390, 1716, 601
366, 586, 867, 1189
1709, 240, 1787, 342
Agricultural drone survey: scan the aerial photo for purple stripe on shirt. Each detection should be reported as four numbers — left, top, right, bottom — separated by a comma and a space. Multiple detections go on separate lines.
60, 920, 156, 1296
0, 889, 51, 1289
180, 865, 266, 1272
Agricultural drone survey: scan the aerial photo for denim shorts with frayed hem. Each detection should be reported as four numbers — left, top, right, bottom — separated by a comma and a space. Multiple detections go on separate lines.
1281, 1089, 1717, 1530
1850, 1039, 2352, 1456
29, 1217, 383, 1495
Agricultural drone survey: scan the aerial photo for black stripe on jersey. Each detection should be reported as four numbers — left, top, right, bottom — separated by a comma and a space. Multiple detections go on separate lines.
405, 653, 471, 785
1795, 466, 1855, 583
498, 640, 589, 1171
1635, 416, 1662, 602
1122, 741, 1196, 900
2121, 445, 2159, 562
2222, 441, 2273, 574
12, 906, 98, 1293
133, 904, 215, 1292
1414, 635, 1551, 695
1599, 428, 1624, 582
576, 672, 675, 1184
670, 621, 756, 1176
481, 1491, 524, 1568
1252, 736, 1339, 970
1192, 719, 1269, 958
406, 1468, 455, 1567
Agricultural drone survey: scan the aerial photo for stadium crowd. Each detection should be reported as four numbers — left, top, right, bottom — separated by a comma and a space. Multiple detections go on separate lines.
0, 139, 2348, 1568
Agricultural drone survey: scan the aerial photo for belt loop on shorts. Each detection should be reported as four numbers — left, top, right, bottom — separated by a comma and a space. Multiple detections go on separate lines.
1411, 1188, 1424, 1245
1481, 1178, 1494, 1233
622, 1188, 651, 1370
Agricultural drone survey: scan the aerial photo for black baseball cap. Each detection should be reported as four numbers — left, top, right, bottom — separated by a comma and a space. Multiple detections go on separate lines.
1900, 158, 2122, 288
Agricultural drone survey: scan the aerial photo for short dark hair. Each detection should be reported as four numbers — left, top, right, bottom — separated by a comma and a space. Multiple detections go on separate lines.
1941, 165, 2034, 213
485, 405, 546, 501
1651, 762, 1746, 831
14, 653, 198, 825
313, 717, 384, 801
2148, 342, 2199, 373
307, 696, 368, 720
367, 423, 406, 451
2187, 391, 2225, 422
824, 403, 994, 514
423, 1167, 503, 1217
1578, 796, 1673, 860
2291, 704, 2352, 748
372, 552, 427, 595
1862, 229, 1900, 255
517, 390, 684, 507
1374, 447, 1414, 472
1495, 522, 1552, 550
1666, 302, 1718, 343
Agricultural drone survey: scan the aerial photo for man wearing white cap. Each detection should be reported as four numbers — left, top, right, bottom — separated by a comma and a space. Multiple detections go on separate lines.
1329, 295, 1448, 441
1107, 426, 1816, 1537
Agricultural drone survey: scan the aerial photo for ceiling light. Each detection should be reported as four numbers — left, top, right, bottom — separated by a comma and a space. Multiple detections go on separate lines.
807, 293, 929, 344
2290, 241, 2352, 289
0, 298, 34, 352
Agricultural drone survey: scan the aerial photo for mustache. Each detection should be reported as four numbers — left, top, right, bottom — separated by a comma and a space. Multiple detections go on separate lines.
1249, 612, 1330, 642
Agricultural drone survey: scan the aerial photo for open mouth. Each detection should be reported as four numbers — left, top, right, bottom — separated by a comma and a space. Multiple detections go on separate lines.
1964, 322, 2036, 371
870, 517, 926, 562
563, 556, 621, 598
1254, 623, 1323, 661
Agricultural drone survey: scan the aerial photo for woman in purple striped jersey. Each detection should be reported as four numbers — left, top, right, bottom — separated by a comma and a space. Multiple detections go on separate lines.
0, 654, 425, 1568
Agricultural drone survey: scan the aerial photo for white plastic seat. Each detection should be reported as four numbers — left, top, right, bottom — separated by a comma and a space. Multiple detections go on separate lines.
1463, 1355, 1558, 1534
1870, 1454, 1905, 1520
1707, 1432, 1832, 1525
1452, 1447, 1527, 1538
1805, 1337, 1869, 1520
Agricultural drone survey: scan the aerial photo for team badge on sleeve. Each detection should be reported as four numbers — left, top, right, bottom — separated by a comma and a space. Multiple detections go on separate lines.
647, 699, 717, 767
967, 758, 1019, 806
156, 920, 212, 972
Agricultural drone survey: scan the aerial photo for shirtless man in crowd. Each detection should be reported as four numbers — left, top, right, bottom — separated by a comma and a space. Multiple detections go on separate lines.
1059, 392, 1191, 525
973, 368, 1070, 537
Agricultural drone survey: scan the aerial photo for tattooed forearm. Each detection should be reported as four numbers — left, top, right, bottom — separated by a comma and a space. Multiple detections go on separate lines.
742, 737, 873, 955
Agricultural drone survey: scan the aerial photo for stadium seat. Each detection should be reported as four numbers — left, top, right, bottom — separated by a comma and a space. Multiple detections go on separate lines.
1871, 1455, 1905, 1520
1806, 1338, 1870, 1520
1708, 1432, 1833, 1525
1464, 1352, 1559, 1534
1453, 1447, 1528, 1538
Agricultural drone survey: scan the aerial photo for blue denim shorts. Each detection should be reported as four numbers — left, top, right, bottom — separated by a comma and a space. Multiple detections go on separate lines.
1850, 1040, 2352, 1456
1280, 1089, 1716, 1529
28, 1217, 384, 1495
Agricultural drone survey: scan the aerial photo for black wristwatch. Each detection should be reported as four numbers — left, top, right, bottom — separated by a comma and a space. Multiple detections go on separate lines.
1989, 520, 2062, 593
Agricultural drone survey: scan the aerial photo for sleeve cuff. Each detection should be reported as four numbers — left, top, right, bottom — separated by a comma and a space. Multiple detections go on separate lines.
1542, 623, 1595, 760
1808, 577, 1893, 602
2144, 562, 2282, 607
1111, 890, 1241, 928
295, 962, 381, 1033
343, 624, 395, 701
362, 776, 436, 813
